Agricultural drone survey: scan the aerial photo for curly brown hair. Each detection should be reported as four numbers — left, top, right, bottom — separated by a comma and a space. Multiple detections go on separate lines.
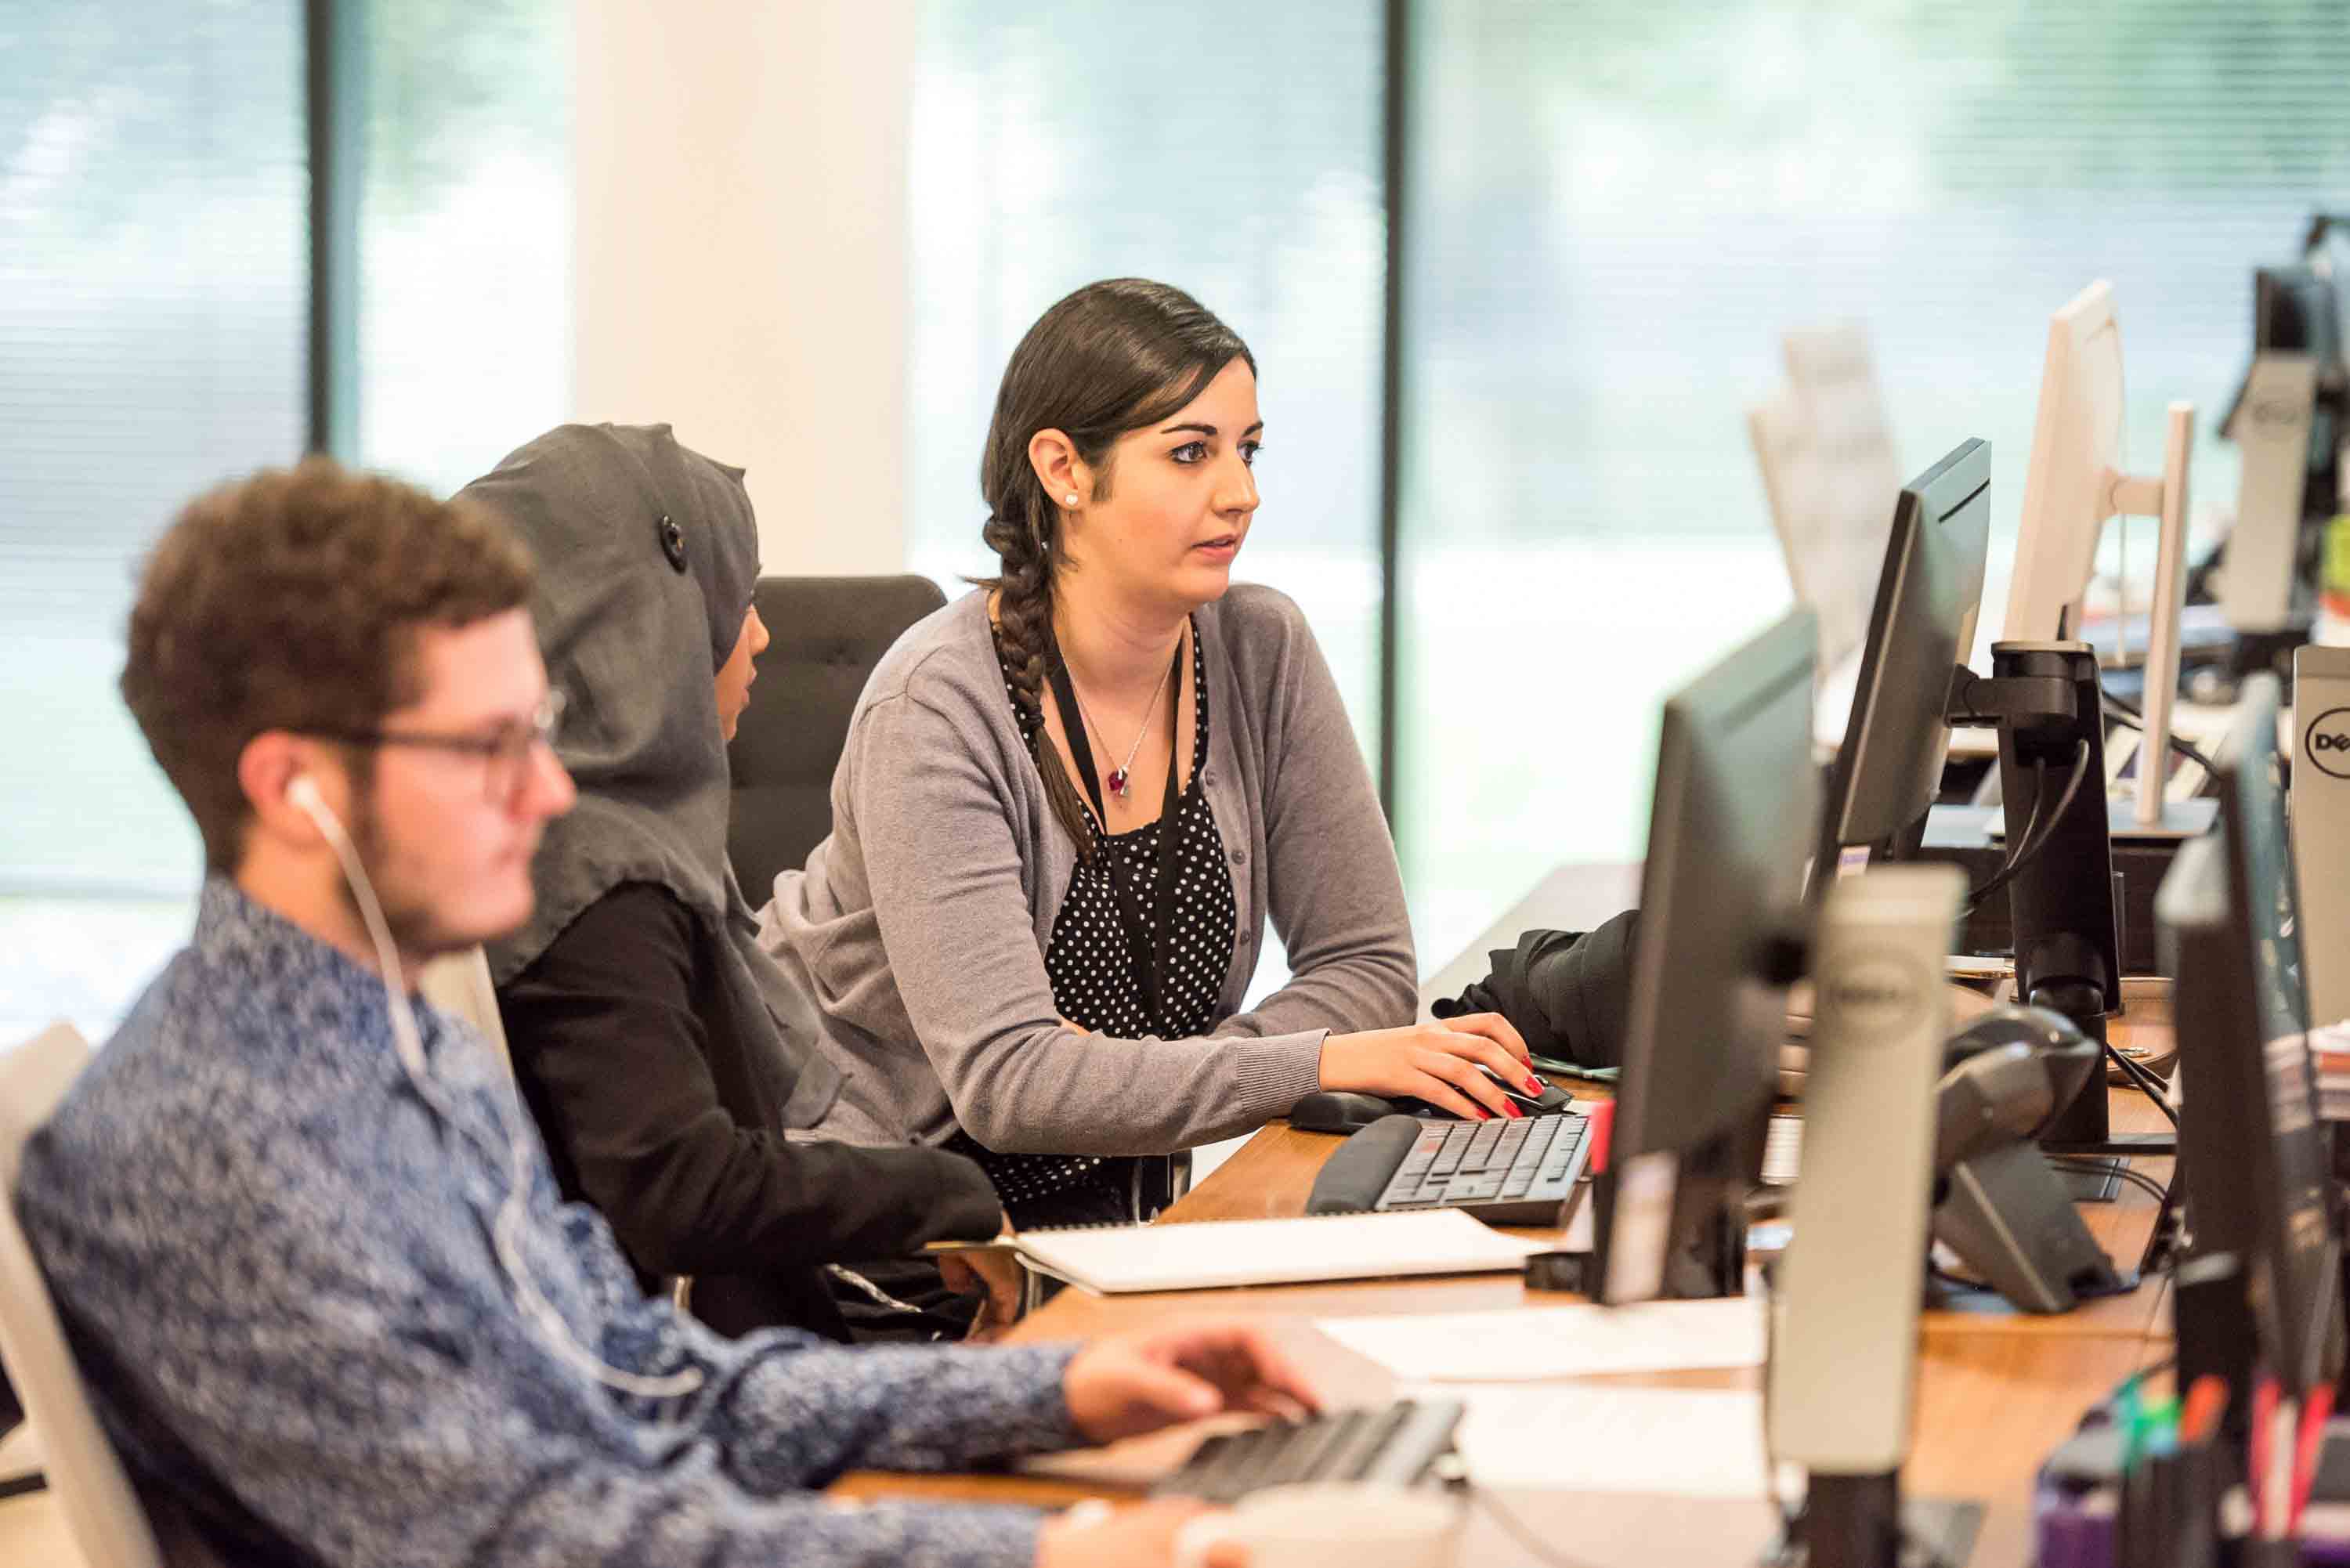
121, 457, 536, 872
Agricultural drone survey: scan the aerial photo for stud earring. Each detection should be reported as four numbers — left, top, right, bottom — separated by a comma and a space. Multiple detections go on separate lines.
1063, 492, 1079, 507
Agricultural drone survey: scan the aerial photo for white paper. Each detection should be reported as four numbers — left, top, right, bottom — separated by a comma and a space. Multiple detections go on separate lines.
1406, 1381, 1775, 1499
1014, 1209, 1545, 1294
1314, 1296, 1766, 1382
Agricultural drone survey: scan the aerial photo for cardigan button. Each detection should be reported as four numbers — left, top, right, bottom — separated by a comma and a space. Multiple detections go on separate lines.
1229, 847, 1247, 865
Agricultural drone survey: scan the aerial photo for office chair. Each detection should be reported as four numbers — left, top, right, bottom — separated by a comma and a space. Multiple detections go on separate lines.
0, 1024, 164, 1568
416, 948, 512, 1078
726, 574, 948, 901
724, 576, 1187, 1251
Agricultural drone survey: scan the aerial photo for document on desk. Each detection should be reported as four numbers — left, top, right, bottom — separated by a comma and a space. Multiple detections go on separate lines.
1012, 1209, 1545, 1294
1408, 1381, 1776, 1499
1313, 1296, 1766, 1382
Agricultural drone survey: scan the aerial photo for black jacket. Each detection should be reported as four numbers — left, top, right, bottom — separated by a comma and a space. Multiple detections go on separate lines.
496, 881, 1004, 1341
1432, 909, 1643, 1070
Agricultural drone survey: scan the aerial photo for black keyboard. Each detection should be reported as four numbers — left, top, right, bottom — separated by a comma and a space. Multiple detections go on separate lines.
1306, 1111, 1592, 1225
1152, 1399, 1465, 1504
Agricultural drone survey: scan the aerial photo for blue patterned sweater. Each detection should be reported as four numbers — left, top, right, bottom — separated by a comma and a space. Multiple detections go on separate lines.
16, 879, 1080, 1566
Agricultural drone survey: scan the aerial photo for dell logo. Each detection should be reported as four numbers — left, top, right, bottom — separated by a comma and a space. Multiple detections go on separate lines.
1820, 952, 1930, 1040
2308, 707, 2350, 780
2250, 396, 2308, 435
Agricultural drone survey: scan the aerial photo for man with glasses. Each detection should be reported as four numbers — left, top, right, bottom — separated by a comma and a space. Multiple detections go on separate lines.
14, 459, 1296, 1567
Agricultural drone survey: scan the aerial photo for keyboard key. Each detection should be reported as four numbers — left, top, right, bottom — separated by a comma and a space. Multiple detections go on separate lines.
1444, 1174, 1504, 1201
1458, 1123, 1506, 1172
1428, 1130, 1472, 1176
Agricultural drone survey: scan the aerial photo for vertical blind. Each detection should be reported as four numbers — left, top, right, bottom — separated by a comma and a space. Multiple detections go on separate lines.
1397, 0, 2350, 958
0, 0, 306, 899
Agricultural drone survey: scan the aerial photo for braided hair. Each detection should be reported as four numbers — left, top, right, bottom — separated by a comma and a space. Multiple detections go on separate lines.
978, 279, 1255, 858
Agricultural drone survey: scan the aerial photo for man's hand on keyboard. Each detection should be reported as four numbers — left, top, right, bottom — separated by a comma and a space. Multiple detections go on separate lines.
1034, 1498, 1246, 1568
1063, 1320, 1321, 1443
1316, 1011, 1540, 1120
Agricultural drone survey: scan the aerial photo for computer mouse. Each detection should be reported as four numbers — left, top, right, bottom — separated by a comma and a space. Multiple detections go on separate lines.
1288, 1072, 1574, 1133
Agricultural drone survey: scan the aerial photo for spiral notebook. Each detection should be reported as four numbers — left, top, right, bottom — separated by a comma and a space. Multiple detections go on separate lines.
1009, 1209, 1546, 1295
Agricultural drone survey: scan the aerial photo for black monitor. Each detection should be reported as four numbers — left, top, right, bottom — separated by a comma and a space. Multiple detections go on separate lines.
1598, 608, 1818, 1303
1815, 438, 1991, 878
2162, 674, 2341, 1396
2255, 263, 2345, 504
2256, 262, 2346, 378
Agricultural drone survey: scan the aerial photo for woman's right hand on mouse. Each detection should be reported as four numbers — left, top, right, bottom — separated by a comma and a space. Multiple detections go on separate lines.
1316, 1012, 1539, 1120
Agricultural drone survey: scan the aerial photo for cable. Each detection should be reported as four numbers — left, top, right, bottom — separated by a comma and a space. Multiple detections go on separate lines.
2049, 1158, 2174, 1207
292, 778, 703, 1403
1958, 756, 2051, 912
2103, 691, 2221, 778
1965, 742, 2093, 915
2102, 1039, 2182, 1128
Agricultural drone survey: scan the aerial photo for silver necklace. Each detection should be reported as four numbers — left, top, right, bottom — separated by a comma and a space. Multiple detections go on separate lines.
1064, 638, 1177, 799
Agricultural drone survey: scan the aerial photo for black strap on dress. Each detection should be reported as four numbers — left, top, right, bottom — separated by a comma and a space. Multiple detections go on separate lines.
1044, 637, 1189, 1033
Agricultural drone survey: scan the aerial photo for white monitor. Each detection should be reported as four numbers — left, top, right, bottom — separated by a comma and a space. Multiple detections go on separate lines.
2005, 280, 2127, 643
1748, 323, 1904, 671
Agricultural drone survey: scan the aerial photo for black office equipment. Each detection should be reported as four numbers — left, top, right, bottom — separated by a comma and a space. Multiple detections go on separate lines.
1948, 638, 2153, 1176
1928, 1010, 2131, 1313
1593, 609, 1818, 1303
2163, 675, 2345, 1423
1816, 438, 1990, 876
1152, 1398, 1465, 1504
1305, 1110, 1591, 1225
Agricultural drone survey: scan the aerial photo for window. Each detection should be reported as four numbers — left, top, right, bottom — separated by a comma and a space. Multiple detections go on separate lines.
0, 1, 304, 1038
1397, 0, 2350, 959
904, 1, 1388, 757
352, 0, 570, 495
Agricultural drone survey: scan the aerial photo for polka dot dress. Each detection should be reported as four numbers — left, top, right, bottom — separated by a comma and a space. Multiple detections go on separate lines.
953, 622, 1239, 1223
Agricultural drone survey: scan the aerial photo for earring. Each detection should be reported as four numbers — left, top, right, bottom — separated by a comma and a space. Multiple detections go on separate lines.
1063, 492, 1079, 507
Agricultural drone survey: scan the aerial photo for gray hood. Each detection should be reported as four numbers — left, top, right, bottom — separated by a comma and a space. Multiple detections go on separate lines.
467, 422, 838, 1128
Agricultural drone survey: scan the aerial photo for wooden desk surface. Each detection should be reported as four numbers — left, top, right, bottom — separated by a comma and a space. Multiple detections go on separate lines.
838, 978, 2181, 1568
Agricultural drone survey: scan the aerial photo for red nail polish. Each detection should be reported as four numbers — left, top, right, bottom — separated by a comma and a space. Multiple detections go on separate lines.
1525, 1076, 1545, 1094
1475, 1108, 1492, 1121
1505, 1102, 1524, 1119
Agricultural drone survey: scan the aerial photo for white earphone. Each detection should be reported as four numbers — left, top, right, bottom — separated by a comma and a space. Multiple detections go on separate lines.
287, 768, 702, 1400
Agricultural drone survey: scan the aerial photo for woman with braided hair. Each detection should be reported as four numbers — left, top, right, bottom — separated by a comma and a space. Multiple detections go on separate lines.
759, 278, 1540, 1227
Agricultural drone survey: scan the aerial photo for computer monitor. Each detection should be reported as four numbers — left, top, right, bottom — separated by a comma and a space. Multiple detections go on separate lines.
1748, 323, 1904, 672
2161, 674, 2341, 1395
2006, 281, 2125, 645
1598, 609, 1819, 1304
2222, 265, 2345, 635
1815, 438, 1990, 877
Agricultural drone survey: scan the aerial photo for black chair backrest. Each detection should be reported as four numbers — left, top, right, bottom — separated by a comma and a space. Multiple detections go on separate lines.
727, 574, 948, 901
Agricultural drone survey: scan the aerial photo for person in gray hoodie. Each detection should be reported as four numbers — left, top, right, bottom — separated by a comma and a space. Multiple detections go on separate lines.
763, 279, 1540, 1227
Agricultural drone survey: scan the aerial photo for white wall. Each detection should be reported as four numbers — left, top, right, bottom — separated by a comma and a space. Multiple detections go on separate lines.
572, 0, 910, 575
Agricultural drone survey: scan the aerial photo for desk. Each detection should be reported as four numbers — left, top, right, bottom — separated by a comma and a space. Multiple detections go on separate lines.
839, 1068, 2172, 1566
837, 864, 2182, 1568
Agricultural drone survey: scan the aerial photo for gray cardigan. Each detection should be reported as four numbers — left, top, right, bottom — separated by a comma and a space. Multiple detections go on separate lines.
757, 584, 1416, 1155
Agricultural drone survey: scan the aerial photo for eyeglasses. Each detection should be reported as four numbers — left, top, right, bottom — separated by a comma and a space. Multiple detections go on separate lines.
304, 690, 566, 804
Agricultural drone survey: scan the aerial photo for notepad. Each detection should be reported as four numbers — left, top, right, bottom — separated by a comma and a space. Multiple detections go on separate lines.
1010, 1209, 1544, 1294
1314, 1296, 1766, 1382
1405, 1381, 1777, 1499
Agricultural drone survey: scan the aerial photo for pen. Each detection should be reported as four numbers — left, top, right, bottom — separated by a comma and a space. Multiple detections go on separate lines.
2290, 1382, 2335, 1531
2178, 1375, 2229, 1446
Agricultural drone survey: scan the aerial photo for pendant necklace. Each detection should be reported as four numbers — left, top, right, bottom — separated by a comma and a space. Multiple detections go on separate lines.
1064, 639, 1176, 799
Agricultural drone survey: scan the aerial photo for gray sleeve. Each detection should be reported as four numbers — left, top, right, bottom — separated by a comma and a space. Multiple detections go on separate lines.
851, 689, 1325, 1154
1213, 598, 1419, 1043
